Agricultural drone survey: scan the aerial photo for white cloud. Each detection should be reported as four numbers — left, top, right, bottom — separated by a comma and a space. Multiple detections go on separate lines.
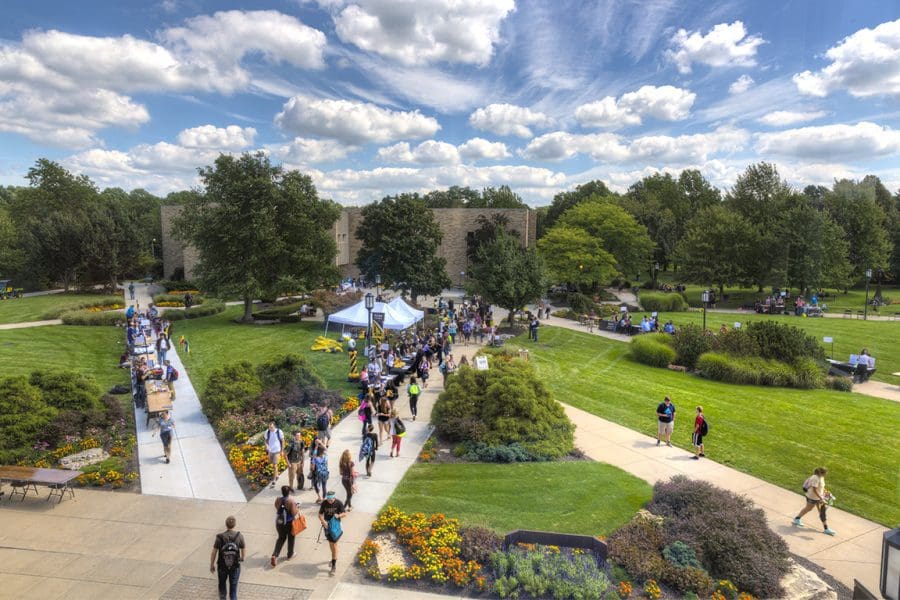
666, 21, 765, 74
793, 19, 900, 98
273, 137, 354, 165
575, 85, 696, 129
521, 126, 748, 165
458, 137, 510, 161
324, 0, 515, 66
359, 58, 490, 113
275, 95, 441, 144
729, 74, 755, 94
177, 125, 256, 149
755, 121, 900, 161
756, 110, 827, 127
468, 103, 554, 138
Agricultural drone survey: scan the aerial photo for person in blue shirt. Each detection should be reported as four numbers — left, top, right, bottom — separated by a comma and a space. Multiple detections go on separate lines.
656, 396, 676, 447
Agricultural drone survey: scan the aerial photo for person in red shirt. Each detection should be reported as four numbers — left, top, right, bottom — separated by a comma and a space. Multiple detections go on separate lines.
691, 406, 706, 460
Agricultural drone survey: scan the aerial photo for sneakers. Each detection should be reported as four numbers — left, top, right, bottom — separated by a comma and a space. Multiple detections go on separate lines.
791, 518, 803, 527
824, 528, 837, 536
329, 564, 336, 576
165, 457, 170, 464
690, 455, 699, 460
270, 556, 277, 567
656, 440, 660, 446
699, 453, 706, 457
666, 441, 672, 447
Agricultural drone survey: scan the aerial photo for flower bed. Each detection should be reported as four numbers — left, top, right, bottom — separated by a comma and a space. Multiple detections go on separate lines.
28, 428, 139, 490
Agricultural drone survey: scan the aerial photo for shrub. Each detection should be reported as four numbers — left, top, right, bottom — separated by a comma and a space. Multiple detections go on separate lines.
671, 324, 712, 369
256, 353, 324, 391
647, 476, 790, 598
460, 526, 503, 564
460, 441, 540, 462
640, 292, 687, 313
552, 308, 580, 320
162, 299, 226, 320
60, 309, 127, 326
153, 293, 205, 306
159, 279, 200, 292
662, 541, 700, 569
431, 360, 574, 460
792, 357, 826, 389
607, 514, 667, 583
698, 353, 824, 389
489, 545, 613, 599
29, 370, 101, 411
744, 320, 824, 363
630, 336, 676, 368
712, 329, 759, 357
827, 376, 853, 392
202, 361, 263, 421
40, 295, 123, 319
0, 376, 57, 463
568, 292, 595, 314
664, 565, 714, 596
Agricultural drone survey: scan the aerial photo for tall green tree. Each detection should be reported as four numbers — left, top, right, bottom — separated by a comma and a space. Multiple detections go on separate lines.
423, 186, 480, 208
677, 205, 754, 295
0, 206, 25, 278
85, 196, 146, 290
537, 225, 617, 289
783, 197, 852, 293
355, 193, 451, 303
468, 230, 545, 324
542, 180, 615, 235
470, 185, 528, 208
559, 198, 653, 280
825, 179, 892, 281
175, 152, 341, 322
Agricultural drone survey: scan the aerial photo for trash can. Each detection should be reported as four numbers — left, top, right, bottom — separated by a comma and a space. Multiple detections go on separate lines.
518, 348, 529, 361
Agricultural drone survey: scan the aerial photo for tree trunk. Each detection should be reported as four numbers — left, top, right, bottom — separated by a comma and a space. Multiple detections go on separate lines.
241, 295, 254, 323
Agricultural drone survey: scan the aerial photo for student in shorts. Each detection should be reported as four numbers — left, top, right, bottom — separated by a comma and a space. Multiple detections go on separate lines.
656, 396, 675, 447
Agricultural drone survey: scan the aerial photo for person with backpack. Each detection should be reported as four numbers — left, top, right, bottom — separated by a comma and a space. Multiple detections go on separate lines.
163, 359, 178, 400
417, 356, 430, 389
406, 377, 421, 421
691, 406, 707, 460
264, 422, 285, 488
319, 490, 349, 576
655, 396, 676, 447
270, 485, 300, 567
358, 391, 374, 437
311, 440, 330, 503
389, 408, 406, 458
360, 424, 379, 477
793, 467, 837, 536
339, 449, 357, 511
376, 396, 392, 444
285, 431, 306, 492
315, 405, 333, 448
211, 515, 244, 600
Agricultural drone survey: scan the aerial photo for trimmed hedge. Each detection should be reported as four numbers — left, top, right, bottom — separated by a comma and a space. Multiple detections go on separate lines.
630, 335, 676, 368
697, 352, 824, 389
671, 324, 712, 370
826, 376, 853, 392
29, 370, 101, 411
41, 296, 123, 319
202, 361, 263, 421
162, 299, 225, 320
60, 309, 127, 326
639, 292, 687, 313
153, 293, 205, 306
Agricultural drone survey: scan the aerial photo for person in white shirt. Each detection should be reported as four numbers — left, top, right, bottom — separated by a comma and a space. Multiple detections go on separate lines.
264, 422, 285, 488
792, 467, 836, 535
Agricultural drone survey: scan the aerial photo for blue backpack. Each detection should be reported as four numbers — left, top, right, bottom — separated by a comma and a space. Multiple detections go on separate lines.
359, 436, 374, 461
328, 514, 343, 541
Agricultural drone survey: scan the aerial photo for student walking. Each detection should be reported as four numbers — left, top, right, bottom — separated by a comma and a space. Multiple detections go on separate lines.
164, 359, 177, 400
656, 396, 676, 447
406, 377, 421, 421
691, 406, 707, 459
376, 396, 391, 443
339, 449, 357, 511
153, 411, 175, 464
793, 467, 837, 535
389, 408, 406, 457
285, 431, 306, 492
264, 422, 285, 488
319, 491, 349, 576
211, 515, 244, 600
311, 440, 329, 502
360, 424, 378, 477
270, 485, 299, 566
128, 282, 135, 300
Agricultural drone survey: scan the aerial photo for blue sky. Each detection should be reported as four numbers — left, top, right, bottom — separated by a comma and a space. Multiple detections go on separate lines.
1, 0, 899, 204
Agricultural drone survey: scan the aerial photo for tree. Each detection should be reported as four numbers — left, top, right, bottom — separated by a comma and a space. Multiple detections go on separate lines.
468, 230, 545, 324
677, 205, 754, 295
784, 197, 851, 293
825, 179, 892, 280
470, 185, 527, 208
0, 206, 24, 278
85, 196, 145, 290
465, 213, 519, 263
537, 225, 617, 289
559, 198, 654, 279
355, 193, 450, 303
423, 186, 480, 208
543, 180, 615, 233
175, 152, 341, 322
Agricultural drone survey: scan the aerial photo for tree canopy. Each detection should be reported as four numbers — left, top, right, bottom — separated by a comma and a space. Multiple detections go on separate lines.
537, 225, 618, 289
468, 230, 545, 324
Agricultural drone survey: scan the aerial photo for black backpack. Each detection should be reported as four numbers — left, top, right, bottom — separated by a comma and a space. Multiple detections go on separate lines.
700, 418, 709, 436
219, 534, 240, 571
316, 412, 329, 431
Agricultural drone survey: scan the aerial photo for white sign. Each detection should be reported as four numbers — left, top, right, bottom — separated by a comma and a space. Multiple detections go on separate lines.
475, 355, 489, 370
823, 336, 833, 343
734, 322, 741, 329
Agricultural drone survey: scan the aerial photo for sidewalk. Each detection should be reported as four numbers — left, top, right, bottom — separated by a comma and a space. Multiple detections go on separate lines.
126, 282, 245, 503
0, 319, 62, 330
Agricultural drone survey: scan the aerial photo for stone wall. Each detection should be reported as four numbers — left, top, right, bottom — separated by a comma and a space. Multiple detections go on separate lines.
161, 205, 536, 285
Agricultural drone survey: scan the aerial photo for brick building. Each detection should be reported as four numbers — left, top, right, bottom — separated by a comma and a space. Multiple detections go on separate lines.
161, 205, 536, 284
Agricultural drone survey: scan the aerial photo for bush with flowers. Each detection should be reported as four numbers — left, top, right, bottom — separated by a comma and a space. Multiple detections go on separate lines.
490, 542, 613, 599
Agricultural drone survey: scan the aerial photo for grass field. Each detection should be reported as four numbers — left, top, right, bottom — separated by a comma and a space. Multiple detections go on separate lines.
0, 293, 120, 324
632, 308, 900, 384
173, 306, 357, 396
387, 462, 652, 536
0, 325, 127, 390
525, 326, 900, 526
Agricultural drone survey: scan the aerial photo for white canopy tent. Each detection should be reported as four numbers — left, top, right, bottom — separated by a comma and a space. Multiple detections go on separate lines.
388, 297, 425, 323
325, 299, 422, 334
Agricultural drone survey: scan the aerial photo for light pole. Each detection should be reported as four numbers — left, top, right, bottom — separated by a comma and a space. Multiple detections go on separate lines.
365, 292, 374, 356
864, 268, 872, 320
459, 271, 465, 289
150, 238, 156, 259
701, 289, 711, 332
375, 274, 381, 299
654, 262, 659, 289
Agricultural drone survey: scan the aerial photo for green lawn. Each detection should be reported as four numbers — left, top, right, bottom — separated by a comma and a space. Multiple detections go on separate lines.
388, 462, 652, 536
0, 325, 127, 390
0, 293, 121, 324
173, 306, 358, 396
527, 326, 900, 527
634, 309, 900, 384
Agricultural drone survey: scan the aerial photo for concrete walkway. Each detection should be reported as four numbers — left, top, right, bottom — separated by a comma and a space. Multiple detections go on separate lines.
126, 282, 245, 503
0, 319, 62, 330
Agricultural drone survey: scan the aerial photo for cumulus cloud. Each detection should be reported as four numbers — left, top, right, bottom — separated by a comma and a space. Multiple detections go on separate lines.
272, 137, 354, 165
0, 10, 326, 148
64, 144, 217, 192
177, 125, 256, 149
322, 0, 515, 66
522, 126, 748, 165
755, 121, 900, 161
575, 85, 696, 129
376, 137, 511, 165
458, 137, 510, 160
275, 95, 441, 144
793, 19, 900, 97
756, 110, 827, 127
468, 103, 554, 138
666, 21, 765, 74
729, 74, 755, 94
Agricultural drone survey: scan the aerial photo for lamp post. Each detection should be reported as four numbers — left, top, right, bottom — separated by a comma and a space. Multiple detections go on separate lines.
654, 262, 659, 289
364, 292, 374, 357
882, 527, 900, 600
375, 274, 381, 299
864, 268, 872, 320
701, 289, 711, 332
459, 271, 465, 289
150, 238, 156, 259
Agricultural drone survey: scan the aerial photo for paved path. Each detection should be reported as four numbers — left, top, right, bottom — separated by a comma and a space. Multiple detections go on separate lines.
0, 319, 62, 330
126, 281, 245, 503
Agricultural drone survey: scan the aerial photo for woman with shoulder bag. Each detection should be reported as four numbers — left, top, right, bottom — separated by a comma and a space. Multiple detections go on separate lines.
270, 485, 299, 567
339, 449, 357, 511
